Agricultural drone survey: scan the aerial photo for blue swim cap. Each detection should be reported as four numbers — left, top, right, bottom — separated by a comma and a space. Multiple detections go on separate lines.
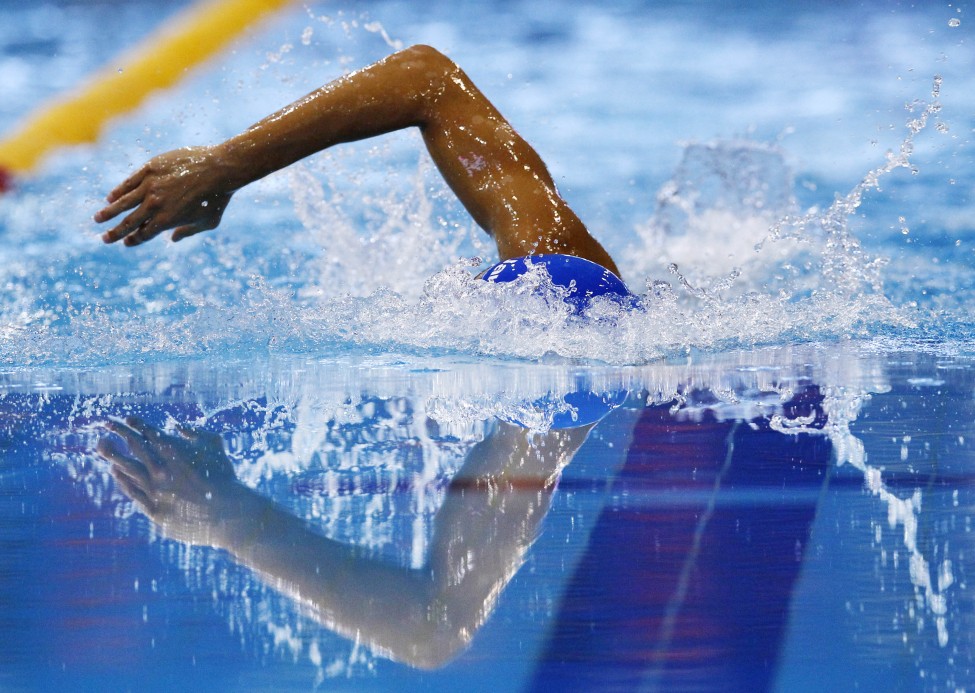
480, 254, 632, 313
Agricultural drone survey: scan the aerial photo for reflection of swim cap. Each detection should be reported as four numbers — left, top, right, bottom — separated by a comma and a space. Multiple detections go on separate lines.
504, 389, 628, 430
481, 254, 632, 312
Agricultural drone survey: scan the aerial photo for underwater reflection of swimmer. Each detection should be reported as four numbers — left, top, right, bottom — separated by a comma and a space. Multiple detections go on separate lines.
94, 45, 630, 307
97, 386, 829, 681
97, 414, 593, 669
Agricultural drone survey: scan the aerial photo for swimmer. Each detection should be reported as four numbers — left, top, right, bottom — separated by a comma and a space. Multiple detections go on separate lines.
94, 45, 621, 280
94, 47, 634, 669
99, 413, 593, 669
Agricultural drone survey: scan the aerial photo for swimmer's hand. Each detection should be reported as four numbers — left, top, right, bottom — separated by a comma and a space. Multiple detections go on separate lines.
95, 146, 235, 246
97, 416, 252, 546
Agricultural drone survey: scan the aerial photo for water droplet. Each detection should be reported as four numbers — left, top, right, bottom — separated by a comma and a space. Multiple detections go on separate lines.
948, 18, 961, 27
201, 200, 209, 207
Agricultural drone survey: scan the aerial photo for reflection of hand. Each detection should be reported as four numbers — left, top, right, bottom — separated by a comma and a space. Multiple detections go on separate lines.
97, 417, 245, 545
94, 146, 235, 247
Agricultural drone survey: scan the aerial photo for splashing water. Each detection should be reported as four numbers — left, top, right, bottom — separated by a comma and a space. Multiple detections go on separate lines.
0, 66, 954, 367
772, 376, 957, 649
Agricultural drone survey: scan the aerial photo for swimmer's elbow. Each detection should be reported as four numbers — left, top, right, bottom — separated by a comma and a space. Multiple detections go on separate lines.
397, 628, 470, 671
398, 44, 457, 74
383, 587, 475, 670
401, 44, 449, 62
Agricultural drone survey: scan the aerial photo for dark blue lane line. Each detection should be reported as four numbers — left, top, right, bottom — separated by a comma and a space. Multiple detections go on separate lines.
528, 392, 831, 692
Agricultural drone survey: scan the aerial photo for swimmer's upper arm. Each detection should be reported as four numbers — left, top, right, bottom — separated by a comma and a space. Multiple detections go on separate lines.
421, 89, 617, 270
412, 54, 600, 262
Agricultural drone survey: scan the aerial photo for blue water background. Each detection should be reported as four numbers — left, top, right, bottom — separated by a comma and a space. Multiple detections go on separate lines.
1, 1, 974, 691
3, 350, 974, 691
0, 0, 972, 365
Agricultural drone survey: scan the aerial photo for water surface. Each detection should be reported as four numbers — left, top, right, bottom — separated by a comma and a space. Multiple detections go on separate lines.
1, 1, 973, 690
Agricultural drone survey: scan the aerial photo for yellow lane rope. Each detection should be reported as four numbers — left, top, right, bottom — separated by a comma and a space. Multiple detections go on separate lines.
0, 0, 293, 187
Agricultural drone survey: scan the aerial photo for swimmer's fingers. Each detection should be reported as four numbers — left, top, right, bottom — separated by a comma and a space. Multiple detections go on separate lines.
95, 168, 153, 239
103, 418, 165, 470
110, 465, 154, 512
94, 182, 145, 225
98, 438, 152, 488
101, 188, 192, 246
104, 196, 229, 246
100, 203, 156, 245
121, 217, 170, 247
98, 436, 155, 510
107, 164, 149, 204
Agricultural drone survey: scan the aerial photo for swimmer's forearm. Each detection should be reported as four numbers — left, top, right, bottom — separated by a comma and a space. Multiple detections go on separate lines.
210, 423, 587, 669
212, 46, 441, 190
214, 483, 461, 668
213, 472, 549, 670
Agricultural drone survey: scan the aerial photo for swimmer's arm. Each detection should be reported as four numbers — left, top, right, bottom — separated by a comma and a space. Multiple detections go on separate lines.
100, 414, 588, 669
210, 422, 588, 669
94, 45, 618, 274
95, 46, 463, 246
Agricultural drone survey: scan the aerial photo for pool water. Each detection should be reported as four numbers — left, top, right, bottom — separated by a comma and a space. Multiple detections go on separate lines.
1, 0, 973, 690
3, 350, 974, 691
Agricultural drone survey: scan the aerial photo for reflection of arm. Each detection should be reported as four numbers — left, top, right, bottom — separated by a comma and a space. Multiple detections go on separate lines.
104, 418, 590, 669
426, 422, 591, 661
214, 418, 587, 667
217, 422, 589, 668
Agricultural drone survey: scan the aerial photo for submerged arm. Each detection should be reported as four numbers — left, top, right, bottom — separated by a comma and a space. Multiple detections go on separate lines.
98, 416, 590, 669
94, 45, 618, 275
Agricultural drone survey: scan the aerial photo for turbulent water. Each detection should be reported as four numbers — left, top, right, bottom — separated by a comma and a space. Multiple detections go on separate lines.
2, 4, 974, 689
0, 0, 972, 366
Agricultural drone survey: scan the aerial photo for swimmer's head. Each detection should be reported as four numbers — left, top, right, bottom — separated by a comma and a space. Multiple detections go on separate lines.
480, 254, 632, 313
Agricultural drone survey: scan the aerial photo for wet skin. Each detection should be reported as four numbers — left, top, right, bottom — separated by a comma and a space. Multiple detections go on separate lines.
94, 48, 624, 664
94, 45, 620, 277
99, 415, 592, 669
